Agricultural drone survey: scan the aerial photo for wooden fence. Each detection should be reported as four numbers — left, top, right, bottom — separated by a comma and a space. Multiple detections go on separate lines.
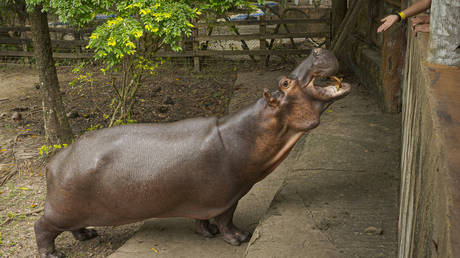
0, 7, 331, 68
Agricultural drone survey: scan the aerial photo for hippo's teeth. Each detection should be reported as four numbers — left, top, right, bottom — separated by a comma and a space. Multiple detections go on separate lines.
330, 76, 343, 90
307, 78, 316, 87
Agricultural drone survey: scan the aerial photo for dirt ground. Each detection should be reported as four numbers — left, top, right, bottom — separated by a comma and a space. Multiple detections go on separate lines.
0, 59, 256, 257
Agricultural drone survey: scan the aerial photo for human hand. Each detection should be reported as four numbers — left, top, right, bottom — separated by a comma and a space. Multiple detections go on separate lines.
412, 23, 430, 37
377, 14, 399, 33
410, 16, 430, 30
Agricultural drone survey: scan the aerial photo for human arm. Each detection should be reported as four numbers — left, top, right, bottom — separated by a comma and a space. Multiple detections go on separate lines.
377, 0, 432, 33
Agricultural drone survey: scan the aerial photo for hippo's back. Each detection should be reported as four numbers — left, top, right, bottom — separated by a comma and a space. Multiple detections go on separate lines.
45, 117, 231, 225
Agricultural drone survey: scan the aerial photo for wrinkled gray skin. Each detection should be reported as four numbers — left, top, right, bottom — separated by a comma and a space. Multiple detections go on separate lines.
290, 47, 339, 86
35, 49, 351, 258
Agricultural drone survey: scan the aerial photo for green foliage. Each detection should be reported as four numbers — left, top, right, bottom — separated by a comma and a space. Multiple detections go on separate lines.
112, 119, 136, 126
85, 124, 103, 131
69, 72, 94, 87
39, 143, 68, 158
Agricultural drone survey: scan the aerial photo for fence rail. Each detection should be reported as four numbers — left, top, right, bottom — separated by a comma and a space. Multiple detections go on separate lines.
0, 7, 331, 67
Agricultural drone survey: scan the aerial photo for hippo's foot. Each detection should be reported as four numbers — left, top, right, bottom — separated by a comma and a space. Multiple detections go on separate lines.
71, 228, 98, 241
34, 216, 64, 258
41, 250, 65, 258
214, 202, 252, 245
221, 226, 252, 246
195, 219, 219, 238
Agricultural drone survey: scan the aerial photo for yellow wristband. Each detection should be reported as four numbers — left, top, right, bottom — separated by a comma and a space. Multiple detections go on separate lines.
399, 12, 406, 20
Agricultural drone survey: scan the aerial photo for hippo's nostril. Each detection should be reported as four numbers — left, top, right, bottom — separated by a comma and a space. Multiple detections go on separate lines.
313, 48, 321, 57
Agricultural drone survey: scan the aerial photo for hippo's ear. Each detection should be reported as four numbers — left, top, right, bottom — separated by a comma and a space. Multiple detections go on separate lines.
264, 89, 279, 107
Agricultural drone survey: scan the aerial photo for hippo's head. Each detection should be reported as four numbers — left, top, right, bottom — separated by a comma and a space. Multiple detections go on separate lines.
290, 48, 340, 86
263, 75, 351, 132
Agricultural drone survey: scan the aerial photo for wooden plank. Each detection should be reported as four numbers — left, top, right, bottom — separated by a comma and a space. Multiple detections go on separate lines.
332, 0, 347, 38
332, 0, 364, 53
0, 18, 330, 32
196, 18, 330, 27
1, 49, 313, 59
0, 26, 94, 33
194, 32, 329, 41
0, 49, 312, 59
153, 49, 312, 57
384, 0, 401, 7
0, 50, 92, 59
0, 38, 87, 48
192, 22, 200, 72
259, 14, 267, 66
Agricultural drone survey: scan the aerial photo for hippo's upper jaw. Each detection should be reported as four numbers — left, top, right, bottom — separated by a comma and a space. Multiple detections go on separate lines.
290, 48, 340, 87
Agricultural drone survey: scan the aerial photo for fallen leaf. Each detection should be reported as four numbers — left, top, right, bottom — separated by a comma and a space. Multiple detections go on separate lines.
17, 187, 30, 191
0, 149, 6, 152
151, 247, 159, 253
30, 204, 37, 208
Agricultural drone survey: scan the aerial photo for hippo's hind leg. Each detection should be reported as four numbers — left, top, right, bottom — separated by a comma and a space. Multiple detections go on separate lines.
214, 202, 251, 246
71, 227, 98, 241
34, 216, 64, 258
195, 219, 219, 238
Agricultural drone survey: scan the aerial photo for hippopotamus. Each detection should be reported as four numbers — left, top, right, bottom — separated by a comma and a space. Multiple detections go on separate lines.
34, 48, 351, 258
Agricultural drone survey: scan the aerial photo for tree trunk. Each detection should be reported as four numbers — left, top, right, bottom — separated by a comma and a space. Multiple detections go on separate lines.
30, 5, 72, 144
428, 0, 460, 66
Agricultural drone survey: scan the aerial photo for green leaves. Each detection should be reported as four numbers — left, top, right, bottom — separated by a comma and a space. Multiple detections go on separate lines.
25, 0, 253, 70
87, 16, 144, 68
73, 0, 200, 69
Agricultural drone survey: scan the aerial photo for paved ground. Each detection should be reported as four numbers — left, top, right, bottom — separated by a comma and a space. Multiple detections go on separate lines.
245, 78, 401, 258
109, 71, 401, 258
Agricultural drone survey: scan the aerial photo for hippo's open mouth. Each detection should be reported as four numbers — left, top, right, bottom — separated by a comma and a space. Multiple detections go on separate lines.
306, 77, 351, 101
307, 75, 344, 90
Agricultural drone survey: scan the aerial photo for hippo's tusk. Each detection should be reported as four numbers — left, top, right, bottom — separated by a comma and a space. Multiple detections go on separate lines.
307, 77, 315, 87
330, 76, 343, 90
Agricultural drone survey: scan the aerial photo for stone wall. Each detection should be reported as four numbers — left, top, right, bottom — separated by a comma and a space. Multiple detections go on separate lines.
398, 28, 460, 258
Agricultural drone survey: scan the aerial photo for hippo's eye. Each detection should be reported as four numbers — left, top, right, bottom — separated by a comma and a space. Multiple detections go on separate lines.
282, 80, 289, 88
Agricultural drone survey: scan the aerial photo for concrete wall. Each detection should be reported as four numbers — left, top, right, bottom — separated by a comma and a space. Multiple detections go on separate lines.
398, 28, 460, 258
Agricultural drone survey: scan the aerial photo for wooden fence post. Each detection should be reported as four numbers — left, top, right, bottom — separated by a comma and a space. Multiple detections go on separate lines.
259, 9, 267, 66
192, 23, 200, 72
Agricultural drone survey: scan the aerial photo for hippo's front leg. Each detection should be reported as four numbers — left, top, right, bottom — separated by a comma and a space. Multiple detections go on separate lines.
195, 219, 219, 238
214, 202, 252, 245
